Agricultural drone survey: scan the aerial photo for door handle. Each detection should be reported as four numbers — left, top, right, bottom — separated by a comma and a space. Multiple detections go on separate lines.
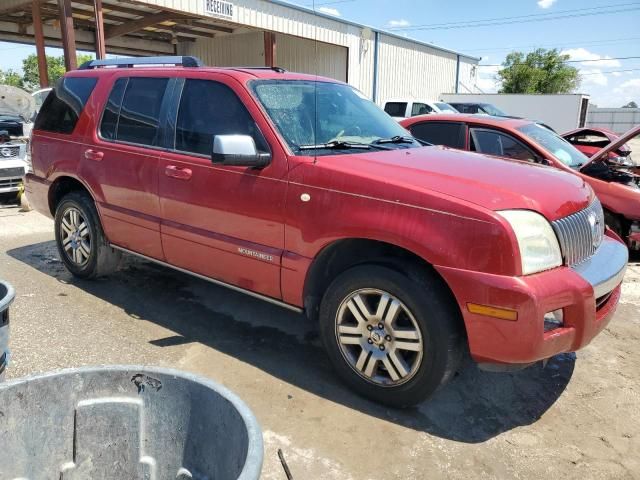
165, 165, 193, 180
84, 149, 104, 161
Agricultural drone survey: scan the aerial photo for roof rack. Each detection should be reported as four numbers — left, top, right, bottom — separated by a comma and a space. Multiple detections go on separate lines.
230, 66, 287, 73
78, 56, 203, 70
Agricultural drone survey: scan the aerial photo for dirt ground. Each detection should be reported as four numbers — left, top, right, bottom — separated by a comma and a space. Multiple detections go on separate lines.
1, 205, 639, 480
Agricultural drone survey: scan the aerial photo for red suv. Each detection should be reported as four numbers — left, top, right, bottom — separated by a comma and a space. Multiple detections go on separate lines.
26, 57, 628, 407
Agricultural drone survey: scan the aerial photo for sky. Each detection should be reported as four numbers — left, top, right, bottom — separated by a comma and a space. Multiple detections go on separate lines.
0, 0, 638, 107
288, 0, 640, 107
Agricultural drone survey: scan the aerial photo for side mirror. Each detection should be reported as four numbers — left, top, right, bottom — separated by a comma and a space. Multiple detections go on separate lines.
211, 135, 271, 168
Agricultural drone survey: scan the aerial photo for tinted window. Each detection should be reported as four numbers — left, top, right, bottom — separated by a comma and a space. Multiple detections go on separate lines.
34, 77, 97, 134
384, 102, 407, 117
411, 103, 433, 116
517, 123, 587, 167
451, 104, 477, 114
116, 77, 169, 146
176, 79, 268, 156
410, 122, 465, 149
471, 129, 536, 162
99, 78, 127, 140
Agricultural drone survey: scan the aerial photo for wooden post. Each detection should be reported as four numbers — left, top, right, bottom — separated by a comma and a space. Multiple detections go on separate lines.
58, 0, 77, 70
93, 0, 106, 59
264, 31, 276, 68
32, 0, 49, 87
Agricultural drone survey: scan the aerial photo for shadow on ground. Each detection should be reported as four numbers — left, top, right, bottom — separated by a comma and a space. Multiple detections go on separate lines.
8, 240, 576, 444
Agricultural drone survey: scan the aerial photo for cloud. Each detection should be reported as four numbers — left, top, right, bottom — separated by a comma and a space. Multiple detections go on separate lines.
476, 64, 501, 92
387, 19, 410, 27
561, 48, 621, 68
580, 68, 608, 87
618, 78, 640, 90
537, 0, 556, 8
317, 6, 340, 16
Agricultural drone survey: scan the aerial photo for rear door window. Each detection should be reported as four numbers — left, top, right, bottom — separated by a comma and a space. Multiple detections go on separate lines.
34, 77, 97, 134
116, 78, 169, 146
470, 128, 537, 162
409, 122, 466, 149
411, 103, 433, 116
99, 77, 169, 147
384, 102, 408, 117
174, 79, 268, 157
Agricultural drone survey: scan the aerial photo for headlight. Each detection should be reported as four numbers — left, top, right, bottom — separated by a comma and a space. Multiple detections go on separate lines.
498, 210, 562, 275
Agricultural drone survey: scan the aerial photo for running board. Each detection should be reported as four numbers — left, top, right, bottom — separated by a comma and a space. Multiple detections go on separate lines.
110, 245, 304, 314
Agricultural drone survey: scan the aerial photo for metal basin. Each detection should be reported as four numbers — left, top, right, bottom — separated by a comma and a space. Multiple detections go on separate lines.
0, 365, 263, 479
0, 279, 14, 381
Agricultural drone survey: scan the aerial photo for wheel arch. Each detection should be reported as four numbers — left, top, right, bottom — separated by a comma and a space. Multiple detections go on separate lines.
302, 238, 466, 336
48, 175, 96, 217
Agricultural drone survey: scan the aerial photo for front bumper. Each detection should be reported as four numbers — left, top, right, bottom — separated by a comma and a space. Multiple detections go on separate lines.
436, 234, 628, 365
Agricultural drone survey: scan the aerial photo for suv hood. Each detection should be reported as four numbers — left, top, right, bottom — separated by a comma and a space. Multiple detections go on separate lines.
0, 85, 35, 121
322, 145, 593, 221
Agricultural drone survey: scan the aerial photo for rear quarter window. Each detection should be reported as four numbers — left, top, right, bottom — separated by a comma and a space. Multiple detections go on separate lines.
34, 77, 97, 134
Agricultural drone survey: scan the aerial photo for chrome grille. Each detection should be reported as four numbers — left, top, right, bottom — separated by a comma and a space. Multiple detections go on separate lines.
552, 198, 605, 266
0, 145, 20, 158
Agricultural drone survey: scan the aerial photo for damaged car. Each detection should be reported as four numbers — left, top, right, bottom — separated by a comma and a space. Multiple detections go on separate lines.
0, 85, 33, 203
563, 127, 632, 162
401, 115, 640, 250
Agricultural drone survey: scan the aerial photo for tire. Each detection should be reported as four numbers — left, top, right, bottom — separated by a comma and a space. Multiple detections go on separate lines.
319, 264, 464, 408
604, 210, 627, 242
54, 191, 121, 279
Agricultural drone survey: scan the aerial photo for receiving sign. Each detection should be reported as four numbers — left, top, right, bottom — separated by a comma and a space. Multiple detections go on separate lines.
204, 0, 234, 19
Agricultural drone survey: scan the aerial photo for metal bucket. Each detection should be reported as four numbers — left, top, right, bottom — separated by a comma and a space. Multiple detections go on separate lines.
0, 280, 14, 382
0, 365, 263, 479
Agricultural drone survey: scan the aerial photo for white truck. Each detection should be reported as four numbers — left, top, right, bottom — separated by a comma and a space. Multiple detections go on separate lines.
0, 86, 33, 203
382, 99, 459, 120
439, 93, 590, 133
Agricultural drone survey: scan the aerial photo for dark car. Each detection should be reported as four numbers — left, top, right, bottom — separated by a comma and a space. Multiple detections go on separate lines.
445, 102, 509, 116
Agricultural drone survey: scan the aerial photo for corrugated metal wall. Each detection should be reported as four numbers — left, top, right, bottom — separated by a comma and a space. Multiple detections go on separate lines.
276, 34, 348, 81
375, 34, 458, 103
457, 60, 479, 94
136, 0, 474, 100
183, 32, 264, 67
587, 108, 640, 134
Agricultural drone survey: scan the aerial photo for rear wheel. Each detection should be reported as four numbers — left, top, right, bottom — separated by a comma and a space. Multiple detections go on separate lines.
54, 191, 121, 279
319, 264, 464, 407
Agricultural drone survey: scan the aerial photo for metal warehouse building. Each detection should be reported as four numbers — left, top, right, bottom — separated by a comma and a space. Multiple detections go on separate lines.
0, 0, 479, 103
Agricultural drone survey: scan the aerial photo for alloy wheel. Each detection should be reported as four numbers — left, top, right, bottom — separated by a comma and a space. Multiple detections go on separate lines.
60, 206, 91, 266
335, 288, 423, 386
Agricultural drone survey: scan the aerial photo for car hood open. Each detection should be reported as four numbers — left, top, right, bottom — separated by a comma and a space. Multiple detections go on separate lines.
318, 145, 593, 222
0, 85, 35, 121
581, 125, 640, 170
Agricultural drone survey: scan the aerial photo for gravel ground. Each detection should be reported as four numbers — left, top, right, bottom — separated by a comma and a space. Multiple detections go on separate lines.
1, 206, 639, 479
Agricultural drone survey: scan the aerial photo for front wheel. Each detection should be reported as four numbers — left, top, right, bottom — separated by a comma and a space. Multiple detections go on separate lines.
319, 264, 464, 408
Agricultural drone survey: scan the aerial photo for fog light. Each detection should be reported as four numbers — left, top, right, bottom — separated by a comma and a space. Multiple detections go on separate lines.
544, 309, 564, 332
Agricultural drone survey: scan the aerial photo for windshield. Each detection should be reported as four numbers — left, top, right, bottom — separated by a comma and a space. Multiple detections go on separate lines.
517, 122, 588, 168
252, 80, 420, 154
479, 103, 507, 116
435, 102, 459, 113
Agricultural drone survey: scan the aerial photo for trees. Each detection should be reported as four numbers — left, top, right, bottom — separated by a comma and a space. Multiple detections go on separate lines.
0, 53, 93, 91
497, 48, 580, 94
622, 101, 638, 108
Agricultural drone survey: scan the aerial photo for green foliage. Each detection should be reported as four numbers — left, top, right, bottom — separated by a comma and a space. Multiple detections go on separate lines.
0, 69, 24, 89
497, 48, 580, 94
0, 53, 94, 91
622, 101, 638, 108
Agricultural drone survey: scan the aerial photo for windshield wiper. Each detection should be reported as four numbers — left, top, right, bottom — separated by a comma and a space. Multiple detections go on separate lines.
373, 135, 416, 145
298, 140, 391, 151
299, 140, 370, 151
